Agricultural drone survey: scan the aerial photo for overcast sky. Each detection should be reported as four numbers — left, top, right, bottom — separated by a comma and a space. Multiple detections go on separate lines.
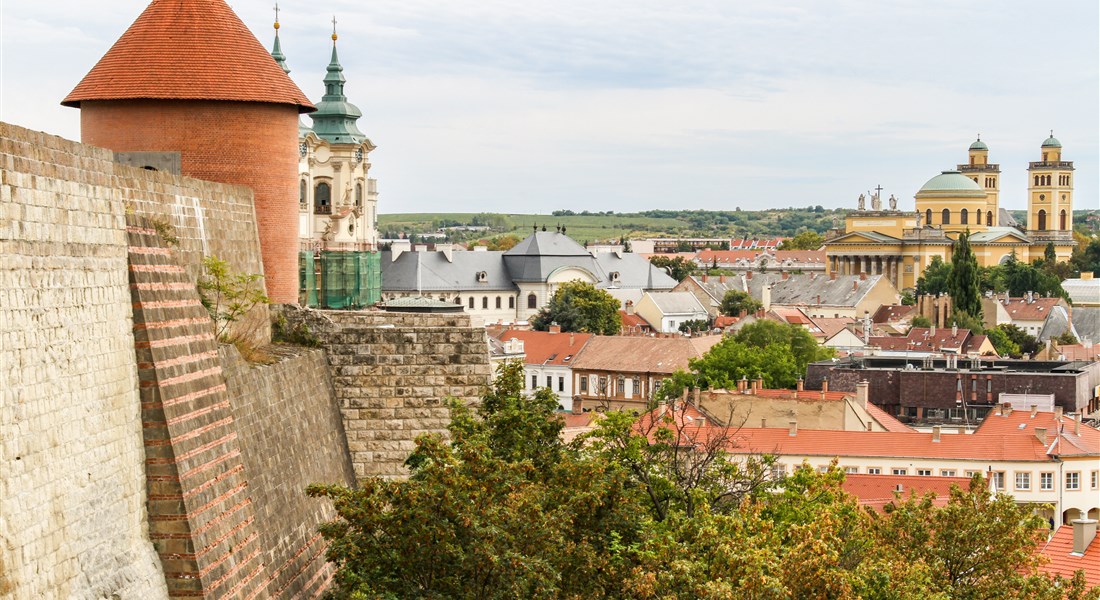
1, 0, 1097, 215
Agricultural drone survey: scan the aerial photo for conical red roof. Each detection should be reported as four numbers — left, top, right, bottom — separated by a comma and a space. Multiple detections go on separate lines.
62, 0, 314, 112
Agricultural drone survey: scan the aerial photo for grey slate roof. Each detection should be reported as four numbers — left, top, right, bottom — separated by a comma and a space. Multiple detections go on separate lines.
998, 208, 1019, 228
1038, 305, 1073, 341
382, 231, 676, 293
967, 227, 1032, 244
1062, 277, 1100, 306
1072, 307, 1100, 344
504, 232, 600, 282
646, 291, 707, 315
593, 252, 677, 290
381, 249, 516, 292
697, 272, 887, 308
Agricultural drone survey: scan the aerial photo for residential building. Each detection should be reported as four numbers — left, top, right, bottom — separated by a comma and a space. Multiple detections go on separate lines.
981, 294, 1074, 341
865, 326, 996, 358
1037, 518, 1099, 588
570, 335, 722, 412
634, 291, 710, 333
806, 355, 1100, 419
872, 304, 916, 334
380, 230, 677, 324
842, 474, 973, 512
824, 137, 1077, 291
495, 327, 593, 411
631, 237, 783, 254
673, 271, 898, 320
692, 249, 827, 274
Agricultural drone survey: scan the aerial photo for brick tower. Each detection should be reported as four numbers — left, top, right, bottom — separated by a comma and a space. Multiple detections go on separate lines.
62, 0, 315, 304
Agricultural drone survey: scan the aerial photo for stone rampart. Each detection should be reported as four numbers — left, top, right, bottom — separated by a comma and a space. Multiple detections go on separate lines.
0, 123, 168, 598
219, 344, 355, 596
280, 308, 493, 479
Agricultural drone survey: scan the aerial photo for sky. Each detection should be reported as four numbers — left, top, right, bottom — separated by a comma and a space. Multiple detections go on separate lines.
1, 0, 1097, 215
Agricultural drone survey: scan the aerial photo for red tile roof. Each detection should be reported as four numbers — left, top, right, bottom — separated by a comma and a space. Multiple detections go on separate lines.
619, 311, 653, 331
571, 335, 721, 374
872, 304, 915, 324
1037, 523, 1100, 587
497, 329, 592, 367
63, 0, 314, 112
842, 474, 972, 511
1052, 344, 1100, 361
809, 317, 858, 340
865, 402, 915, 433
714, 315, 740, 329
999, 298, 1065, 322
868, 327, 982, 353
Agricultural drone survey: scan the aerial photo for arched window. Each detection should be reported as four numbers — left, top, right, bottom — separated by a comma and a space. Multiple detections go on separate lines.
509, 296, 515, 309
926, 209, 933, 226
987, 211, 993, 226
495, 296, 502, 309
1037, 209, 1047, 231
314, 182, 331, 214
1059, 210, 1067, 230
941, 209, 950, 225
482, 296, 488, 309
299, 179, 308, 208
355, 183, 363, 208
960, 208, 968, 225
527, 293, 537, 309
468, 297, 475, 309
975, 210, 982, 226
454, 297, 462, 305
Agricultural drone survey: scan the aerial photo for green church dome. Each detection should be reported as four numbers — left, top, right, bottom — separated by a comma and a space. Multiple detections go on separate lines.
918, 171, 983, 193
969, 137, 988, 151
1041, 134, 1062, 148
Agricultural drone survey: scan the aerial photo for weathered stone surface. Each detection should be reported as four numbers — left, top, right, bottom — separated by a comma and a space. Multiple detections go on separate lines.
279, 307, 493, 479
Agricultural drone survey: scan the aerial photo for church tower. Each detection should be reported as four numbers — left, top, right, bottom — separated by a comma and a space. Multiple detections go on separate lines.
1027, 133, 1074, 237
956, 136, 1000, 226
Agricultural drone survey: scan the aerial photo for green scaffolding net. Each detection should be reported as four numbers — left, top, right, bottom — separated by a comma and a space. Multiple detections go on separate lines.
299, 250, 380, 309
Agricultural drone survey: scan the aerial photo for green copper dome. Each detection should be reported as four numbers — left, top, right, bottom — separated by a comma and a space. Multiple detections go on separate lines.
309, 42, 367, 145
917, 171, 985, 196
1041, 134, 1062, 148
969, 137, 988, 151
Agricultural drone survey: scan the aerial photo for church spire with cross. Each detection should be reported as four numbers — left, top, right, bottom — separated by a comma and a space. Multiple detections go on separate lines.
308, 15, 367, 144
270, 3, 290, 74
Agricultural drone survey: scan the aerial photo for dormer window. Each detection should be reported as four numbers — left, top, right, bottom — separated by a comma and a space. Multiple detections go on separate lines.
476, 271, 488, 282
610, 271, 620, 282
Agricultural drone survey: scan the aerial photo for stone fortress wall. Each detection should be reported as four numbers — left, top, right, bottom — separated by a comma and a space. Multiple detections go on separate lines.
1, 121, 491, 598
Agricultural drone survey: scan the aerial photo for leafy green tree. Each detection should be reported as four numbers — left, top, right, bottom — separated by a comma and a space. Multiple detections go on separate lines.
529, 280, 621, 335
648, 255, 697, 281
993, 323, 1040, 357
1054, 330, 1078, 346
901, 290, 916, 306
950, 309, 985, 334
196, 255, 269, 340
1002, 254, 1069, 300
778, 230, 825, 250
718, 289, 762, 316
1070, 235, 1100, 276
916, 256, 952, 296
307, 362, 639, 599
678, 318, 711, 334
986, 326, 1022, 357
948, 230, 982, 318
911, 314, 933, 328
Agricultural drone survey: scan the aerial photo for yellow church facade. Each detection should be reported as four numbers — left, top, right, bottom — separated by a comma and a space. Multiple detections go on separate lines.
825, 136, 1076, 291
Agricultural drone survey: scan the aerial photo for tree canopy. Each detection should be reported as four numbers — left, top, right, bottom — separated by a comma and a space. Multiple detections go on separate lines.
648, 255, 697, 281
948, 230, 982, 318
308, 364, 1098, 600
719, 289, 762, 317
916, 256, 952, 297
778, 230, 825, 250
529, 280, 622, 335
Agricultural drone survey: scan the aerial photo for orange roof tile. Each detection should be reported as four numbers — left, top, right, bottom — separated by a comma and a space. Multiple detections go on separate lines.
842, 474, 971, 511
864, 402, 914, 433
63, 0, 314, 112
497, 329, 592, 367
571, 335, 721, 374
1000, 297, 1065, 322
872, 304, 915, 324
1037, 523, 1100, 587
619, 311, 652, 331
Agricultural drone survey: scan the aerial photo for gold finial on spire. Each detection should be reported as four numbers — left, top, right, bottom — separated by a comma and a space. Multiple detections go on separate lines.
274, 2, 281, 30
332, 15, 338, 42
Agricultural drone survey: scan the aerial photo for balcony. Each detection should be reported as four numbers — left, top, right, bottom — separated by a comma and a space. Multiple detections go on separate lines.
1029, 161, 1074, 169
957, 163, 999, 172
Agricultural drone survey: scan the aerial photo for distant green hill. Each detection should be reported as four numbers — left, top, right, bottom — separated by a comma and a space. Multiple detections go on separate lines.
379, 208, 1099, 246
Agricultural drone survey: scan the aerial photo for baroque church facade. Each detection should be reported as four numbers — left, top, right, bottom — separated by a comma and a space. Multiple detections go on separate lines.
824, 135, 1077, 291
270, 19, 380, 254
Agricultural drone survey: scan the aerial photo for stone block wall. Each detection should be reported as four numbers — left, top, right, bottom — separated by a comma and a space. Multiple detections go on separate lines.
280, 308, 493, 479
219, 344, 355, 597
0, 123, 168, 598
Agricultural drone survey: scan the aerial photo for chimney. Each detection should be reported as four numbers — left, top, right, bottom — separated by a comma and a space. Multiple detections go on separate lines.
761, 417, 767, 428
702, 274, 708, 283
719, 275, 726, 283
781, 270, 789, 281
762, 285, 772, 313
1074, 413, 1081, 436
830, 271, 837, 280
932, 425, 941, 442
438, 244, 454, 262
788, 420, 797, 436
571, 396, 584, 415
894, 483, 904, 493
746, 271, 753, 280
859, 272, 867, 281
754, 377, 764, 393
1072, 519, 1098, 555
853, 280, 859, 291
952, 323, 958, 336
1030, 405, 1038, 418
1055, 406, 1064, 420
549, 324, 561, 334
821, 378, 829, 393
856, 380, 869, 409
1035, 428, 1047, 445
1002, 402, 1012, 416
569, 332, 575, 346
693, 387, 701, 405
797, 378, 804, 392
738, 377, 748, 393
865, 421, 873, 432
995, 404, 1003, 417
625, 300, 635, 315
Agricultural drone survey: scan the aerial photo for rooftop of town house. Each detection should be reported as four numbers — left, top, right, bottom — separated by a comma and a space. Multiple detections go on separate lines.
495, 329, 593, 367
570, 335, 722, 374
